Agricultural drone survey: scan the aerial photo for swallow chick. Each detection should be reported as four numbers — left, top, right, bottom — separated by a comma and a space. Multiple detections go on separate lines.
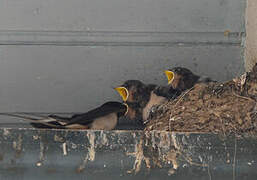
115, 80, 179, 124
115, 80, 153, 125
164, 67, 214, 91
0, 101, 128, 130
115, 80, 154, 106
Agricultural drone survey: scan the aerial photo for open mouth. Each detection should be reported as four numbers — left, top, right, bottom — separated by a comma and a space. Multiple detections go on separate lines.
122, 103, 129, 115
164, 70, 175, 84
115, 87, 129, 101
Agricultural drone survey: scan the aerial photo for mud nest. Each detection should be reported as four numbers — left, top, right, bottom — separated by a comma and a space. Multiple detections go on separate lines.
145, 64, 257, 135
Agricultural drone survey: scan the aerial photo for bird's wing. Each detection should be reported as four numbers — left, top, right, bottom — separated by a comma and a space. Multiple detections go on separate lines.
198, 76, 216, 83
0, 102, 124, 129
65, 104, 122, 126
48, 114, 72, 121
153, 86, 181, 99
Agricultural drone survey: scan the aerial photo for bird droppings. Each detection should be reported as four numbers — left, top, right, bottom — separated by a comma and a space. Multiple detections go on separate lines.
171, 133, 179, 150
0, 129, 256, 177
126, 138, 151, 174
54, 134, 64, 142
165, 150, 179, 170
159, 132, 171, 150
226, 153, 231, 163
71, 142, 77, 149
36, 141, 46, 167
3, 129, 10, 136
100, 131, 108, 145
36, 162, 42, 167
33, 135, 39, 140
13, 141, 17, 149
13, 134, 23, 158
168, 168, 176, 176
87, 132, 96, 161
76, 132, 96, 173
125, 131, 210, 175
146, 63, 257, 135
62, 142, 67, 156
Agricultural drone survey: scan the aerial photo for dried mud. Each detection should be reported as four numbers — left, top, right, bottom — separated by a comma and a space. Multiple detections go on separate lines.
145, 64, 257, 135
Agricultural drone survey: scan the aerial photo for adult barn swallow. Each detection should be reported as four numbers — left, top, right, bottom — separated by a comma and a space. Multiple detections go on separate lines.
0, 101, 128, 130
164, 67, 214, 91
115, 80, 180, 123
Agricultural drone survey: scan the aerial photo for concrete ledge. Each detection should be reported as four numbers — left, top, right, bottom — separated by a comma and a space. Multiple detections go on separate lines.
0, 128, 256, 180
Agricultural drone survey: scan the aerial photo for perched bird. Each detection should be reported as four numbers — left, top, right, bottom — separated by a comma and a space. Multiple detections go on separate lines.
0, 101, 128, 130
115, 80, 180, 124
115, 80, 154, 125
164, 67, 214, 91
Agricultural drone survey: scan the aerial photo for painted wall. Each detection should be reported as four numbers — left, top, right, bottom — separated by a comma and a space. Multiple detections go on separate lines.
0, 0, 245, 114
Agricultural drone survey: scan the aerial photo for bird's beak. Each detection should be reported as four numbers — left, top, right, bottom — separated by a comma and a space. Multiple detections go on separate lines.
164, 70, 175, 84
123, 103, 129, 115
115, 87, 129, 101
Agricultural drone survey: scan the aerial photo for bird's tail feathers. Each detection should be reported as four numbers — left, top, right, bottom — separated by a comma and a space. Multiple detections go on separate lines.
0, 113, 67, 128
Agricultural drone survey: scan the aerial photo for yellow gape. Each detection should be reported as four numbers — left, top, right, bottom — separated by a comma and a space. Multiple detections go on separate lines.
123, 103, 129, 115
115, 87, 129, 101
164, 70, 175, 84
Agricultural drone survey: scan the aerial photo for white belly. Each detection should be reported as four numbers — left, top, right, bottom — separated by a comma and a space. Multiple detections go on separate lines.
90, 113, 118, 130
142, 91, 167, 121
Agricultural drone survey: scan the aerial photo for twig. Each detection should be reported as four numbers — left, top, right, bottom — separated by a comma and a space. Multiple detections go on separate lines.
174, 87, 194, 106
168, 87, 194, 131
232, 93, 255, 101
169, 117, 172, 131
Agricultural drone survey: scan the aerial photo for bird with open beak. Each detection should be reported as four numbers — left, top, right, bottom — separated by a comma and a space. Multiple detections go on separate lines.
164, 67, 214, 91
115, 80, 180, 124
0, 101, 128, 130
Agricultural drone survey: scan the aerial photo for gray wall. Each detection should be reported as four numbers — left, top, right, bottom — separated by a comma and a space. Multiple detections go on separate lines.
0, 0, 246, 113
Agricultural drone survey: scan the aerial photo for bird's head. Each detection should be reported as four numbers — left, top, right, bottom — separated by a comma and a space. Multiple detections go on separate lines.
115, 80, 146, 103
164, 67, 199, 91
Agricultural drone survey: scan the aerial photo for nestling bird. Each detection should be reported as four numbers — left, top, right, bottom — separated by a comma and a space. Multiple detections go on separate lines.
115, 80, 180, 124
0, 101, 128, 130
164, 67, 214, 91
115, 80, 155, 125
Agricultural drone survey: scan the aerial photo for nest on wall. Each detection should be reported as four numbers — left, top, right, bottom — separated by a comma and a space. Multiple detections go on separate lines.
145, 64, 257, 135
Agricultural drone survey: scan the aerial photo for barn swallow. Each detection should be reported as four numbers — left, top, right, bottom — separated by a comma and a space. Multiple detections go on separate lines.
115, 80, 155, 106
115, 80, 180, 124
115, 80, 153, 125
164, 67, 214, 91
0, 101, 128, 130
